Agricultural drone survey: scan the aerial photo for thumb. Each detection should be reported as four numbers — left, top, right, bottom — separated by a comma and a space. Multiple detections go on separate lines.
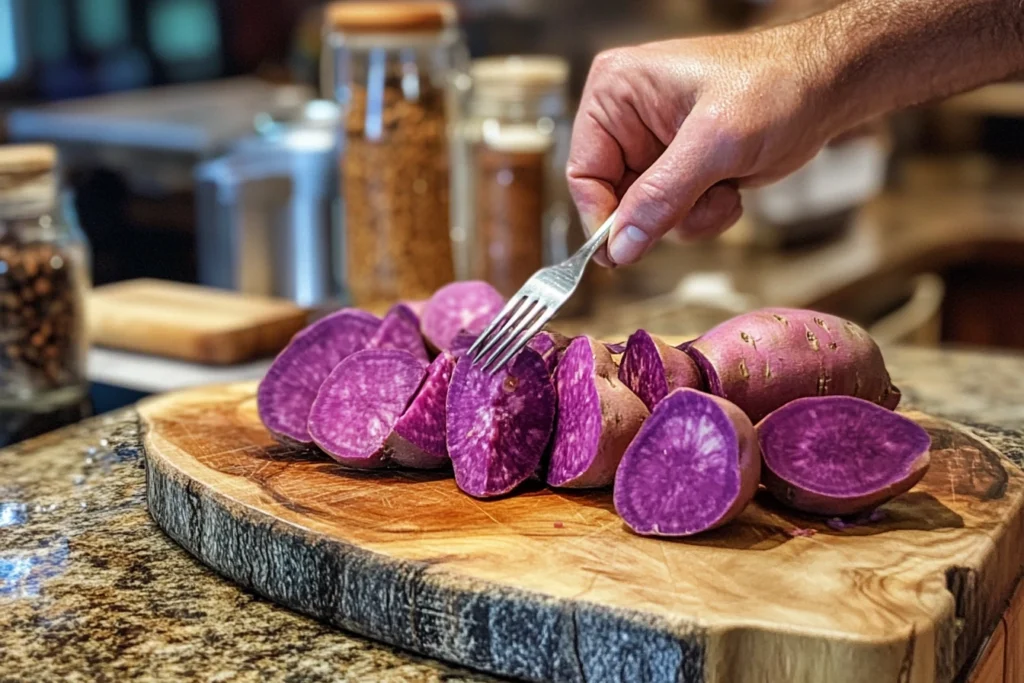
607, 116, 732, 265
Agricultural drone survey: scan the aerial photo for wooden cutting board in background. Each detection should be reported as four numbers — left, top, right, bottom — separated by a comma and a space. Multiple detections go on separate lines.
88, 279, 308, 365
141, 373, 1024, 683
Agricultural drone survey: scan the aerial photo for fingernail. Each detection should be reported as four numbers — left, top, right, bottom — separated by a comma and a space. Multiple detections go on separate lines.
608, 225, 649, 265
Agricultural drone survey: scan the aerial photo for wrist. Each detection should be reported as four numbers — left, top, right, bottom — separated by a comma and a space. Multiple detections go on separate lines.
804, 0, 1024, 126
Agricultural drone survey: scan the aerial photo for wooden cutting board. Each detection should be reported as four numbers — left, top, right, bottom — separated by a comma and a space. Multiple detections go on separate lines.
89, 279, 308, 365
140, 382, 1024, 683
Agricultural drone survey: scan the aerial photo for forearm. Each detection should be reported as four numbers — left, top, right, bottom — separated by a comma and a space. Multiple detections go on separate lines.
790, 0, 1024, 132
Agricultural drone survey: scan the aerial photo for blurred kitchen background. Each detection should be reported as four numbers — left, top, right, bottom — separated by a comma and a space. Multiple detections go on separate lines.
0, 0, 1023, 443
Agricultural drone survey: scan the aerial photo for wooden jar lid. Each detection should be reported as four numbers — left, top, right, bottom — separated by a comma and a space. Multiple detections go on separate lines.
470, 56, 569, 88
0, 145, 57, 176
325, 2, 456, 33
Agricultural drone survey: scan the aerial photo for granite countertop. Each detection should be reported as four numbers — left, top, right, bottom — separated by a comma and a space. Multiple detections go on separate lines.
3, 346, 1024, 682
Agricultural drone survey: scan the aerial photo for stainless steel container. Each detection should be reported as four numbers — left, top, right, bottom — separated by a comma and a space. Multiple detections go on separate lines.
194, 101, 343, 308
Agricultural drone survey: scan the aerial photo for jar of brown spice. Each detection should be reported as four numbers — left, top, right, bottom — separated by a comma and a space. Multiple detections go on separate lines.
0, 145, 90, 411
456, 56, 592, 315
323, 1, 469, 311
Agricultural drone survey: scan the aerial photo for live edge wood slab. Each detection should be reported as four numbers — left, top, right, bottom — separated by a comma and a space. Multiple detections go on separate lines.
140, 380, 1024, 683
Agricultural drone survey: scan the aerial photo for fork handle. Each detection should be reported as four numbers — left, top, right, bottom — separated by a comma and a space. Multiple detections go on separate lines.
575, 210, 618, 264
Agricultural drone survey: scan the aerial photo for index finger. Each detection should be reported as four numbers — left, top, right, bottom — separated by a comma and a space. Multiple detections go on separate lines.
566, 108, 625, 266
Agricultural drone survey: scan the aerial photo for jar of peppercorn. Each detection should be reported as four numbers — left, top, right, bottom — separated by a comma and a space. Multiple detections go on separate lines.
323, 1, 469, 312
0, 145, 90, 412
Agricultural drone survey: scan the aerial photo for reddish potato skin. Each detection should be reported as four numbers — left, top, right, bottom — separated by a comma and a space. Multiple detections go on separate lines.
547, 337, 649, 489
756, 396, 931, 517
685, 307, 901, 423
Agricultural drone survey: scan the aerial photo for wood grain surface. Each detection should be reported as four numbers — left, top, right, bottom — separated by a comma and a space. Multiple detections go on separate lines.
89, 279, 308, 365
141, 380, 1024, 683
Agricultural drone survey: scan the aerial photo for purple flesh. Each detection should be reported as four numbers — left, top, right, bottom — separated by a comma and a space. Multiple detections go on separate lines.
388, 352, 456, 469
257, 309, 381, 444
547, 337, 648, 488
307, 349, 427, 469
421, 281, 506, 351
604, 341, 627, 355
446, 347, 556, 498
449, 332, 478, 358
757, 395, 932, 516
614, 388, 760, 536
618, 329, 704, 411
527, 330, 571, 374
449, 330, 568, 373
368, 303, 429, 363
402, 298, 428, 318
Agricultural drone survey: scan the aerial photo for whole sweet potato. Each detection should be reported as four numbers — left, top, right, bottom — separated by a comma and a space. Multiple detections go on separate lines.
685, 308, 900, 423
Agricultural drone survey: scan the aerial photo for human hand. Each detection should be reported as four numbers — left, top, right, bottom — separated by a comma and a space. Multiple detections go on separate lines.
567, 27, 853, 266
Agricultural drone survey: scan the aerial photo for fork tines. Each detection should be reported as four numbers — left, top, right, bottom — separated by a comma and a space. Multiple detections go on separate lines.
466, 295, 555, 375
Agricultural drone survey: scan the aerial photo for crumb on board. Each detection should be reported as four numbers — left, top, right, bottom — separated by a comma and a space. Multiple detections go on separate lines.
554, 521, 564, 529
786, 528, 816, 538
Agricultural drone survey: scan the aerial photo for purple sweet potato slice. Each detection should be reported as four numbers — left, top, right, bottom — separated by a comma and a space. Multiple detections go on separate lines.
402, 298, 428, 318
547, 337, 649, 489
527, 330, 571, 374
618, 329, 704, 412
614, 388, 760, 536
449, 329, 568, 374
446, 347, 556, 498
604, 341, 627, 355
756, 395, 931, 517
421, 280, 506, 352
368, 303, 429, 363
685, 307, 901, 423
257, 308, 381, 444
387, 352, 456, 469
449, 331, 478, 358
308, 349, 427, 469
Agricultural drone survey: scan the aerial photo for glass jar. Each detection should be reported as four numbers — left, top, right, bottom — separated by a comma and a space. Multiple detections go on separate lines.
0, 145, 90, 411
323, 1, 468, 311
457, 55, 592, 315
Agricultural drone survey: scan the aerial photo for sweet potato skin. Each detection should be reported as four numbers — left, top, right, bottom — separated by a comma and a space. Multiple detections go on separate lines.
685, 307, 901, 423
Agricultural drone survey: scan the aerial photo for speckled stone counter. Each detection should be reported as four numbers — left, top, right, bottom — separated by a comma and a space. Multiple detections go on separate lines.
2, 346, 1023, 682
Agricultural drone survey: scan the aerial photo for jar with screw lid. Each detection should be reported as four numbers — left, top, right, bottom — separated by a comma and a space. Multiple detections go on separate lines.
456, 55, 592, 315
0, 145, 91, 412
323, 1, 469, 312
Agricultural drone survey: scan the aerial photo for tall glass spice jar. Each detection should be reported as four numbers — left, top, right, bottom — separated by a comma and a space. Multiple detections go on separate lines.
458, 56, 591, 314
324, 1, 467, 310
0, 145, 90, 412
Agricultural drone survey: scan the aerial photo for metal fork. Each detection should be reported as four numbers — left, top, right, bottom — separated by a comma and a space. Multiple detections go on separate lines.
466, 210, 617, 374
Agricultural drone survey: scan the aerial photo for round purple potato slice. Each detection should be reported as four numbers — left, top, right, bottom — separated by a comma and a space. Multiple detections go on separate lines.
257, 308, 381, 444
388, 352, 456, 469
614, 388, 761, 536
547, 337, 649, 489
446, 347, 556, 498
421, 281, 506, 352
618, 329, 704, 412
756, 395, 932, 517
368, 302, 429, 363
308, 349, 427, 469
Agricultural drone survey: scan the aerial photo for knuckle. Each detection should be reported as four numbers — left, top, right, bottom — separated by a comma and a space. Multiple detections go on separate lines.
591, 48, 631, 78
